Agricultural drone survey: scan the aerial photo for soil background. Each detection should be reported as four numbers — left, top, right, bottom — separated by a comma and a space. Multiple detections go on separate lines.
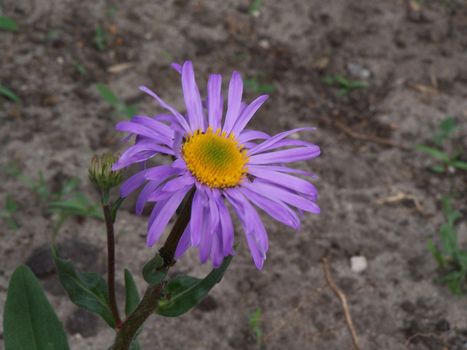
1, 0, 467, 349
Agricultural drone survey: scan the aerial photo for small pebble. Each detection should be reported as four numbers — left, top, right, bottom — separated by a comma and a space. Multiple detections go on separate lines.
347, 62, 370, 79
350, 256, 367, 273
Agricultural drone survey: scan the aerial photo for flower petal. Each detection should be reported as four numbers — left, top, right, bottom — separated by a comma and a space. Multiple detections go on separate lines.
248, 166, 317, 195
238, 129, 270, 144
182, 61, 205, 131
248, 127, 315, 156
207, 74, 223, 130
119, 170, 148, 198
175, 225, 191, 258
147, 188, 189, 247
239, 186, 300, 229
248, 146, 320, 165
231, 95, 268, 136
225, 189, 268, 269
216, 196, 234, 255
243, 180, 320, 214
139, 86, 191, 133
223, 71, 243, 134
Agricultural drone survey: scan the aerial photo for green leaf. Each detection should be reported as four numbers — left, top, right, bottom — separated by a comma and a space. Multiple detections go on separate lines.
124, 269, 140, 316
48, 193, 103, 220
5, 195, 18, 213
52, 248, 116, 328
129, 340, 142, 350
96, 84, 119, 105
60, 178, 80, 195
4, 265, 69, 350
427, 239, 445, 268
142, 254, 166, 285
438, 271, 465, 295
433, 117, 456, 145
430, 164, 446, 173
441, 197, 461, 227
249, 0, 262, 14
157, 255, 233, 317
440, 223, 458, 257
416, 145, 451, 162
94, 26, 108, 51
451, 160, 467, 171
0, 16, 18, 32
249, 308, 263, 347
0, 84, 20, 102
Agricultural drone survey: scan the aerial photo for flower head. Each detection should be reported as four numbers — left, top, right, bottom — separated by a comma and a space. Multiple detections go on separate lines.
113, 61, 320, 269
89, 153, 124, 191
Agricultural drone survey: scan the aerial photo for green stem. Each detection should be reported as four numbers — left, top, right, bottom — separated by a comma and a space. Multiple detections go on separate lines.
103, 197, 122, 329
111, 189, 194, 350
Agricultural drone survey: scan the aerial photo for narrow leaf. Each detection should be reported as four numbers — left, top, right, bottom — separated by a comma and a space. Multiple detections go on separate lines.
96, 83, 119, 105
124, 269, 141, 316
4, 265, 69, 350
0, 84, 20, 102
0, 16, 18, 32
52, 248, 116, 328
142, 254, 166, 285
157, 255, 233, 317
416, 145, 451, 162
427, 239, 445, 268
451, 160, 467, 170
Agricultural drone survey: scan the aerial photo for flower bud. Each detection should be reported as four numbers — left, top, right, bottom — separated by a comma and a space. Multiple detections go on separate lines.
89, 153, 124, 191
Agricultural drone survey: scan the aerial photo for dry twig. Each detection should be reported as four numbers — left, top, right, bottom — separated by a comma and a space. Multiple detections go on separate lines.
334, 120, 411, 150
321, 257, 361, 350
376, 191, 425, 215
404, 332, 446, 348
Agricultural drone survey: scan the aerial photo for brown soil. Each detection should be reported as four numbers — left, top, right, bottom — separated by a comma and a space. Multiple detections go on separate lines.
1, 1, 467, 349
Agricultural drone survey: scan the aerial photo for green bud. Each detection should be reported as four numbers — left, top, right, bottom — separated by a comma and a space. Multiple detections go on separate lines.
89, 153, 124, 191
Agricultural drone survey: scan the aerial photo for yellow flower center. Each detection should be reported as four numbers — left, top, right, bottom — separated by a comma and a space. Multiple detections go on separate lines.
182, 127, 249, 188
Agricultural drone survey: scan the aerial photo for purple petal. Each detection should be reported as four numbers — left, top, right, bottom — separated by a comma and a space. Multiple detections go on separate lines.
216, 196, 234, 255
190, 188, 206, 246
175, 225, 191, 258
224, 189, 268, 269
243, 180, 320, 214
136, 181, 159, 215
239, 186, 300, 229
248, 145, 321, 165
130, 116, 175, 138
248, 166, 317, 195
147, 188, 189, 247
171, 63, 182, 74
248, 164, 317, 178
207, 74, 223, 130
145, 165, 183, 181
182, 61, 205, 131
231, 95, 268, 136
113, 141, 174, 170
116, 120, 173, 146
139, 86, 191, 133
238, 129, 270, 144
210, 231, 224, 268
119, 170, 148, 198
248, 127, 315, 156
223, 71, 243, 134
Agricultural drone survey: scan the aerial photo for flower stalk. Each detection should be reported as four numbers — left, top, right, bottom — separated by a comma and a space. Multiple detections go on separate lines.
111, 189, 194, 350
102, 196, 122, 329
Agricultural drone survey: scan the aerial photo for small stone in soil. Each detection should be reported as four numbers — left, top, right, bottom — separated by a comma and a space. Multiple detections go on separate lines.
65, 308, 100, 338
350, 255, 368, 273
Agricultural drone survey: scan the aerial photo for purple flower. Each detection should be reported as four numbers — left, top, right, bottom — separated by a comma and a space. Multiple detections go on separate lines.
113, 61, 320, 269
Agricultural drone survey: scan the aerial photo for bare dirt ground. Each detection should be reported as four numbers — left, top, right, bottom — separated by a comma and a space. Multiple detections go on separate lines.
1, 0, 467, 349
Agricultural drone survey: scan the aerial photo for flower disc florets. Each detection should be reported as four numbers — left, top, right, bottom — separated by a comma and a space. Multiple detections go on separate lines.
182, 127, 248, 188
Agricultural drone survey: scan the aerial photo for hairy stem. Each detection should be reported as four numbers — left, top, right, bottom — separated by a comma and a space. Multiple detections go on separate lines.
111, 189, 194, 350
103, 202, 122, 329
